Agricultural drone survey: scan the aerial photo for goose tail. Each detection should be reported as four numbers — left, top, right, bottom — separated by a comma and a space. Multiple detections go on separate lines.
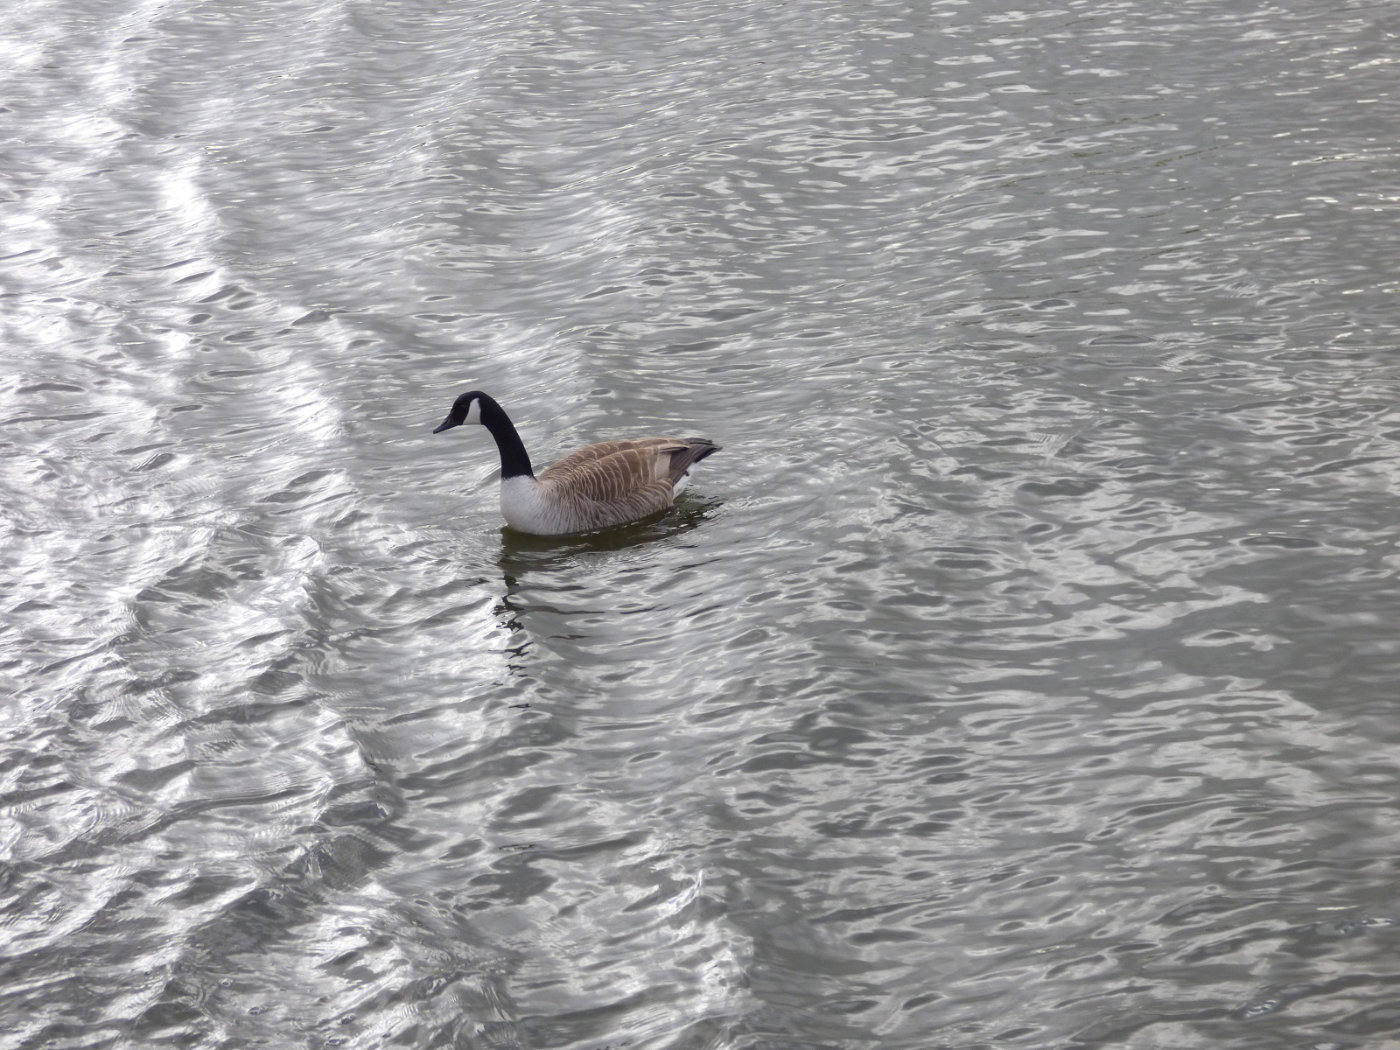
666, 439, 721, 489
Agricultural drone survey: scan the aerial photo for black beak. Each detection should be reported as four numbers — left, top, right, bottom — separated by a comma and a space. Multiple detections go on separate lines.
433, 419, 455, 434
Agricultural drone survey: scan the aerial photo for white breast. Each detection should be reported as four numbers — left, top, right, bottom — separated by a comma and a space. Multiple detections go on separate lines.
500, 476, 569, 535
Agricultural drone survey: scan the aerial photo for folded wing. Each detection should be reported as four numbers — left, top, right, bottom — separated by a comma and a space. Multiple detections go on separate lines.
538, 437, 721, 531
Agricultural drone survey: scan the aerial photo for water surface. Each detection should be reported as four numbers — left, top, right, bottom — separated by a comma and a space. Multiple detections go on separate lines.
3, 0, 1400, 1047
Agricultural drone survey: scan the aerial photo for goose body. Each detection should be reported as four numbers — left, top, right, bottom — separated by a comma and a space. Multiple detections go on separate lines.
433, 391, 720, 536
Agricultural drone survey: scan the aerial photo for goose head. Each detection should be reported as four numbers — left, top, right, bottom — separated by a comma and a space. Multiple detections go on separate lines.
433, 390, 488, 433
433, 390, 536, 480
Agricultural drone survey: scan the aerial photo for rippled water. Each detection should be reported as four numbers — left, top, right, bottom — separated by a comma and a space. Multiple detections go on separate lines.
4, 0, 1400, 1047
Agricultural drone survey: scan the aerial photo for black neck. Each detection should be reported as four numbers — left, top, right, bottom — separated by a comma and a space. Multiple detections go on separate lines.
479, 396, 534, 479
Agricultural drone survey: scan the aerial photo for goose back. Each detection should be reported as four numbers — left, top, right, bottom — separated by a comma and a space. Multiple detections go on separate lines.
531, 436, 720, 532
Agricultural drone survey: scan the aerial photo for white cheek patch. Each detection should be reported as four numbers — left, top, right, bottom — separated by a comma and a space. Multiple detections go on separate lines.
465, 399, 482, 425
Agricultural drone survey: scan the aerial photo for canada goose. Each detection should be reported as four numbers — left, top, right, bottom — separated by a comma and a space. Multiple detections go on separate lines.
433, 390, 721, 536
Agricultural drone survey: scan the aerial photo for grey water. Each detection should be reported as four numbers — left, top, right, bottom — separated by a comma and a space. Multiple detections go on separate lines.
3, 0, 1399, 1047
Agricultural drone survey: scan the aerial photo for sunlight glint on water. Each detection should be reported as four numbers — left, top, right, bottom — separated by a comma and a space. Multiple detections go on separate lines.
2, 0, 1400, 1048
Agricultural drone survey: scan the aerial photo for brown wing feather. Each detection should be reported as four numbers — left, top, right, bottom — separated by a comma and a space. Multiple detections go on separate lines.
536, 437, 720, 531
540, 437, 681, 481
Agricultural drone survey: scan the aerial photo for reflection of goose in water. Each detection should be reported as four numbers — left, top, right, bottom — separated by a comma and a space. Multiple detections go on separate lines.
489, 485, 724, 683
433, 390, 720, 536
